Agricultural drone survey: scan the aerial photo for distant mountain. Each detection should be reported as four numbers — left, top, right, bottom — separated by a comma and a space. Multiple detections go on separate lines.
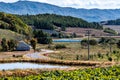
1, 1, 120, 22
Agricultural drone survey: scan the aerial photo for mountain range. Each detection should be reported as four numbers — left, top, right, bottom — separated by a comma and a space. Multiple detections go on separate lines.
0, 1, 120, 22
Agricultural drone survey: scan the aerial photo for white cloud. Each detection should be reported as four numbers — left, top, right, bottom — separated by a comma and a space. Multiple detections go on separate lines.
0, 0, 120, 9
0, 0, 18, 3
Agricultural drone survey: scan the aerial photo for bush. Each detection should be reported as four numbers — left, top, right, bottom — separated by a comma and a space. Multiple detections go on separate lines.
81, 39, 98, 46
60, 56, 63, 60
76, 55, 79, 60
117, 40, 120, 49
113, 50, 117, 54
4, 78, 8, 80
89, 39, 98, 46
97, 52, 102, 58
81, 39, 88, 48
55, 44, 66, 49
106, 52, 109, 57
108, 57, 112, 61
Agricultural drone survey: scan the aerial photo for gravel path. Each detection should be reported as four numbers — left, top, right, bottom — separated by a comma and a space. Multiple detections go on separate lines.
24, 49, 54, 59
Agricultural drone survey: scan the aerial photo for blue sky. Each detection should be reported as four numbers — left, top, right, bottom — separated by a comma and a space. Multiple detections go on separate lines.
0, 0, 120, 9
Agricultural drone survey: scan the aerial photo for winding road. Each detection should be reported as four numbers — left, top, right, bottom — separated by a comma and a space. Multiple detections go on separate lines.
24, 49, 54, 59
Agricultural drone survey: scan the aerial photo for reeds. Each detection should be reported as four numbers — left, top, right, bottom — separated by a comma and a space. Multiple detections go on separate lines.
0, 57, 116, 66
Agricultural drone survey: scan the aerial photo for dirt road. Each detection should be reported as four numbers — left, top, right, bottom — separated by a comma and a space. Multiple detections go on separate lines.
24, 49, 54, 59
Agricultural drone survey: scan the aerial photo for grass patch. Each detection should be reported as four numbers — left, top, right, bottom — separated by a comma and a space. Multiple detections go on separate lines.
47, 42, 120, 61
0, 29, 24, 40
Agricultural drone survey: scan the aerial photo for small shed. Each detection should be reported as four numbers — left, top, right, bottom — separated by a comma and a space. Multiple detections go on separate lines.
16, 41, 31, 51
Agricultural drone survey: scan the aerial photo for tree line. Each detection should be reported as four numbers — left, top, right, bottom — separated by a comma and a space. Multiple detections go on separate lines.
17, 14, 103, 30
103, 19, 120, 25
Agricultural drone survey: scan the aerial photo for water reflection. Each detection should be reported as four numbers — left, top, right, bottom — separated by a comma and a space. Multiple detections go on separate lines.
0, 62, 69, 70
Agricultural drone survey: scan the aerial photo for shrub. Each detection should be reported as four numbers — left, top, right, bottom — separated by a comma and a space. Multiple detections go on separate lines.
106, 52, 109, 57
108, 57, 112, 61
113, 50, 117, 54
4, 78, 8, 80
97, 52, 102, 58
76, 55, 79, 60
55, 44, 66, 49
89, 39, 98, 46
13, 55, 16, 57
60, 56, 63, 60
117, 40, 120, 49
81, 39, 88, 48
81, 39, 98, 46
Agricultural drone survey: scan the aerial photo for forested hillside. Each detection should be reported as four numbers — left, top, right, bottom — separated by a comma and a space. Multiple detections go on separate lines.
0, 12, 32, 36
105, 19, 120, 25
17, 14, 103, 30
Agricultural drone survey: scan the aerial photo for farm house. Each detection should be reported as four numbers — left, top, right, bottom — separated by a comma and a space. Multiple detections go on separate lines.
16, 41, 31, 51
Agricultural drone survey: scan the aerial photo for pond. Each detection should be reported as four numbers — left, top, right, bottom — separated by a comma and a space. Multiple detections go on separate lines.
0, 62, 69, 70
53, 39, 81, 42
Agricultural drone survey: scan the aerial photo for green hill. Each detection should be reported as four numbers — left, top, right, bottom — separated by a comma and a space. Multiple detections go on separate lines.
0, 12, 32, 36
0, 29, 24, 40
17, 14, 103, 30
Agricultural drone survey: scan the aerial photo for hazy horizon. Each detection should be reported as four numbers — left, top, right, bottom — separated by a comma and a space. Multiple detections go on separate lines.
0, 0, 120, 9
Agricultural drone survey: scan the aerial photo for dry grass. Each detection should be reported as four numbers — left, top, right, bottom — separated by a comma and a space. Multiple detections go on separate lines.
0, 50, 34, 59
0, 55, 117, 67
47, 42, 118, 61
0, 29, 24, 40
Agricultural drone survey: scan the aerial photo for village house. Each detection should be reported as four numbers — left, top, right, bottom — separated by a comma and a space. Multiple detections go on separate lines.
16, 41, 31, 51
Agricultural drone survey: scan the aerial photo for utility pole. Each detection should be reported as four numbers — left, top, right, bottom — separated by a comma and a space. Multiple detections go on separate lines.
86, 30, 91, 60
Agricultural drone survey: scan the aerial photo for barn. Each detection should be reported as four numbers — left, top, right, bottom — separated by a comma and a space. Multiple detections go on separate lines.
16, 41, 31, 51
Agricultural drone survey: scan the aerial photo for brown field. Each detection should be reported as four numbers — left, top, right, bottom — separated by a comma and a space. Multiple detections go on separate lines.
104, 25, 120, 33
63, 27, 108, 37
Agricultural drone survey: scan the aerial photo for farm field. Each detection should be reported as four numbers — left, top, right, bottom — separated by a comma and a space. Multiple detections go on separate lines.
1, 66, 120, 79
47, 42, 120, 62
104, 25, 120, 33
64, 28, 108, 37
